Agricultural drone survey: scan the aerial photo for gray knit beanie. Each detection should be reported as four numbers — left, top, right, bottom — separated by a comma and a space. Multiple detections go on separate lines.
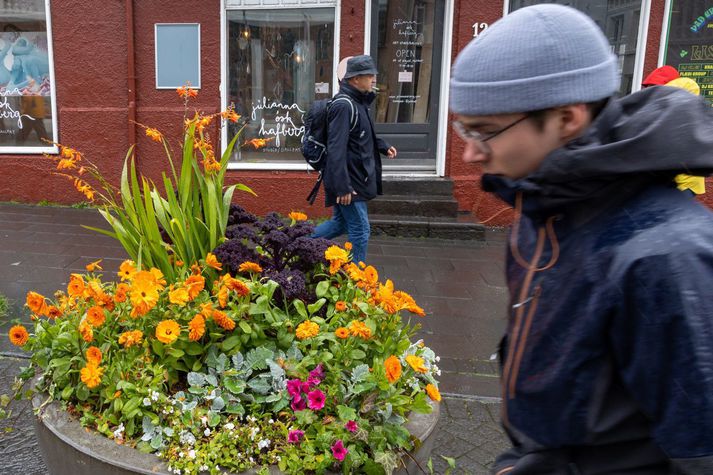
450, 4, 619, 116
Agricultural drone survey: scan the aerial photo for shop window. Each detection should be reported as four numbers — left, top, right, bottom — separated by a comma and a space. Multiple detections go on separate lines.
0, 0, 57, 153
508, 0, 644, 95
225, 7, 335, 166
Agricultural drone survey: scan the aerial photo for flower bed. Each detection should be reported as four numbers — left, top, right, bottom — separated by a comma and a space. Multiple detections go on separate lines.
8, 85, 442, 475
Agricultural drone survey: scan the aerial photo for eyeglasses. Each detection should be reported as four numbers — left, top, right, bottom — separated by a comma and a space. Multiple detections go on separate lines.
453, 115, 530, 144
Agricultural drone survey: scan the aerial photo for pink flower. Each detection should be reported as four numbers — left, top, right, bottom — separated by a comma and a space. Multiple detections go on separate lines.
291, 397, 307, 411
301, 381, 311, 393
306, 375, 321, 387
309, 364, 324, 382
307, 389, 326, 410
287, 429, 304, 444
331, 439, 348, 461
286, 379, 302, 397
345, 420, 358, 433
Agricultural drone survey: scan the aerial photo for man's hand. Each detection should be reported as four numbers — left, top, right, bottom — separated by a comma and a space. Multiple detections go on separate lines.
386, 146, 398, 158
337, 191, 357, 205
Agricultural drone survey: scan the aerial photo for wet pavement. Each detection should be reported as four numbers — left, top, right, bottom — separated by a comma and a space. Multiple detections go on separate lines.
0, 203, 511, 474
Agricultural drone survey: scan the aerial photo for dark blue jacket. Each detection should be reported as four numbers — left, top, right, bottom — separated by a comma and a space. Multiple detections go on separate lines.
488, 87, 713, 474
323, 83, 390, 207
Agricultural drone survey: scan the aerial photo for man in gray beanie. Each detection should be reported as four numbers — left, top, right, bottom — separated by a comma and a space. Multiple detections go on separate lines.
450, 4, 713, 474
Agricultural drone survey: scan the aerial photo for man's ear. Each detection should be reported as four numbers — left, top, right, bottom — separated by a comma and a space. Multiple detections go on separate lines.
557, 104, 591, 142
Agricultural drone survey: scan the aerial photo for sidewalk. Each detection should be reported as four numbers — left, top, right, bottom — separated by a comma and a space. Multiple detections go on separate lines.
0, 203, 511, 474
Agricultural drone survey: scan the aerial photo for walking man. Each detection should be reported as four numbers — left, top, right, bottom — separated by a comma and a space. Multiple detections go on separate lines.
312, 55, 397, 264
449, 5, 713, 473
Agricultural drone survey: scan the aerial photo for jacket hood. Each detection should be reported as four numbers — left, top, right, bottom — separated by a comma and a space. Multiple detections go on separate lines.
483, 87, 713, 217
339, 82, 376, 105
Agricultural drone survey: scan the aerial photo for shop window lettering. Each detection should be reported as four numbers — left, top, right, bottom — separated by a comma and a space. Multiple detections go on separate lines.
0, 96, 35, 129
690, 9, 713, 33
691, 45, 713, 61
251, 97, 305, 148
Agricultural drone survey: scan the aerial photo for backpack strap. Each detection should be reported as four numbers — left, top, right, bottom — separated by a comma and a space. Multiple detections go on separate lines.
331, 95, 358, 132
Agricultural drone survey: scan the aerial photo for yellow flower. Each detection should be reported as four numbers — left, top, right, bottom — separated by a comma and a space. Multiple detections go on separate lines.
184, 275, 205, 300
129, 273, 160, 317
405, 355, 428, 374
68, 274, 85, 297
145, 127, 163, 143
86, 306, 106, 327
335, 301, 347, 312
295, 321, 320, 340
288, 211, 308, 221
384, 356, 402, 384
348, 320, 371, 340
79, 319, 93, 342
168, 287, 189, 307
335, 327, 349, 339
155, 320, 181, 344
80, 363, 104, 389
238, 261, 263, 273
425, 384, 441, 402
188, 315, 206, 342
8, 325, 29, 346
26, 291, 47, 315
85, 259, 103, 272
86, 346, 102, 365
211, 309, 236, 331
325, 245, 349, 263
205, 253, 222, 270
118, 260, 136, 281
118, 330, 143, 348
148, 268, 167, 289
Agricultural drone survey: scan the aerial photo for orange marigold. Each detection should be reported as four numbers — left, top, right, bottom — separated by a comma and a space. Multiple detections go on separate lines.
188, 314, 206, 342
348, 320, 371, 340
86, 346, 102, 365
205, 253, 222, 270
288, 211, 308, 221
217, 285, 229, 308
295, 321, 320, 340
384, 356, 402, 384
85, 259, 103, 272
46, 305, 62, 319
168, 287, 189, 307
8, 325, 29, 346
184, 275, 205, 300
425, 383, 441, 402
335, 301, 347, 312
26, 291, 47, 315
80, 363, 104, 389
118, 329, 143, 348
79, 319, 93, 342
155, 320, 181, 344
118, 260, 136, 281
238, 261, 263, 273
114, 283, 130, 303
86, 306, 106, 327
405, 354, 428, 374
335, 327, 349, 339
211, 309, 236, 331
344, 242, 353, 251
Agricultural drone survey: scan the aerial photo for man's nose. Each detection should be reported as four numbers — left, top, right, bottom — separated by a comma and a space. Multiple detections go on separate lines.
461, 140, 488, 163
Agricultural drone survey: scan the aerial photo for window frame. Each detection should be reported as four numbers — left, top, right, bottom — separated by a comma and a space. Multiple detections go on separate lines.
154, 23, 202, 90
220, 0, 341, 171
0, 0, 59, 155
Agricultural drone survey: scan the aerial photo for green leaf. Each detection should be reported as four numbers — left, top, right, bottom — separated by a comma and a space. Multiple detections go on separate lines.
185, 342, 204, 356
238, 321, 252, 334
293, 299, 308, 319
336, 405, 357, 422
222, 334, 242, 352
224, 376, 246, 395
208, 411, 221, 427
167, 348, 184, 358
187, 372, 206, 387
75, 385, 89, 401
315, 280, 330, 298
307, 298, 326, 315
411, 392, 433, 414
247, 376, 271, 395
244, 347, 274, 370
61, 385, 73, 400
211, 396, 225, 411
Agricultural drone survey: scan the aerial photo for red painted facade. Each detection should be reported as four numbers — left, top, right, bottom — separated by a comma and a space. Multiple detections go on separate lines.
0, 0, 710, 224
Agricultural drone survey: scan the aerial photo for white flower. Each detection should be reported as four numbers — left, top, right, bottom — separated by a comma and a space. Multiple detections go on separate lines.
435, 356, 441, 362
257, 438, 271, 450
268, 419, 274, 424
224, 422, 235, 430
142, 397, 151, 406
113, 423, 125, 439
204, 428, 211, 437
200, 416, 208, 426
249, 456, 254, 463
151, 390, 160, 401
188, 449, 196, 459
199, 465, 208, 472
178, 451, 184, 458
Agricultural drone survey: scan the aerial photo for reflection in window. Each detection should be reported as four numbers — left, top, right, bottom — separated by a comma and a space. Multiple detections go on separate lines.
0, 0, 56, 152
509, 0, 643, 95
374, 0, 434, 124
226, 8, 334, 164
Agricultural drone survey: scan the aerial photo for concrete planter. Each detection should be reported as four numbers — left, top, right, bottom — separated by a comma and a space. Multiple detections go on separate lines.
33, 394, 439, 475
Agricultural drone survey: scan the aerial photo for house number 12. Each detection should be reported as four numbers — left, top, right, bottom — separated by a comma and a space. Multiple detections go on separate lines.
472, 22, 489, 37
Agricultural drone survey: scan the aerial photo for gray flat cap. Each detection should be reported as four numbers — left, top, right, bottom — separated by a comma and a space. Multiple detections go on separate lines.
343, 55, 378, 79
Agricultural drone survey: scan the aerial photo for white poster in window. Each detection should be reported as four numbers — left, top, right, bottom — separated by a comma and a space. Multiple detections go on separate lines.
314, 82, 329, 94
398, 71, 413, 83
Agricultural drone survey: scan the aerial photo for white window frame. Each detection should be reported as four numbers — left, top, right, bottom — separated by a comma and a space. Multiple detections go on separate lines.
0, 0, 59, 155
154, 23, 201, 90
363, 0, 454, 178
220, 0, 340, 171
502, 0, 651, 94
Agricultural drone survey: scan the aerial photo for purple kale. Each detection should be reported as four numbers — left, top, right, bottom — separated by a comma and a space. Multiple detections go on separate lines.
265, 268, 308, 303
228, 204, 257, 226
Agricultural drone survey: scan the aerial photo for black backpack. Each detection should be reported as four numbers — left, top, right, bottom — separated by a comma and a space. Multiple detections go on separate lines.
302, 94, 358, 204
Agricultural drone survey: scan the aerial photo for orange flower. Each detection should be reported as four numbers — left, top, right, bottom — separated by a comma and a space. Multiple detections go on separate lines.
238, 261, 263, 273
46, 305, 62, 319
325, 245, 349, 274
168, 287, 189, 307
8, 325, 29, 346
394, 290, 425, 317
86, 306, 106, 327
288, 211, 307, 221
220, 109, 240, 123
145, 127, 163, 143
176, 84, 198, 99
220, 274, 250, 297
148, 268, 167, 289
202, 157, 221, 173
118, 260, 136, 281
335, 301, 347, 312
85, 346, 102, 365
205, 253, 222, 270
199, 302, 213, 318
295, 321, 320, 340
114, 283, 130, 303
348, 320, 371, 340
80, 363, 104, 389
129, 272, 161, 317
335, 327, 349, 339
344, 242, 353, 251
384, 356, 402, 384
188, 314, 206, 341
79, 319, 94, 342
26, 291, 47, 315
184, 275, 205, 300
425, 384, 441, 402
118, 330, 143, 348
85, 259, 103, 272
217, 285, 229, 308
211, 309, 236, 331
56, 158, 77, 170
243, 137, 272, 149
405, 355, 428, 374
155, 320, 181, 344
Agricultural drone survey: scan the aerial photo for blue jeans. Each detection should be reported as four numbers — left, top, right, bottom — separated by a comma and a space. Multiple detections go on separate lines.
312, 201, 370, 264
